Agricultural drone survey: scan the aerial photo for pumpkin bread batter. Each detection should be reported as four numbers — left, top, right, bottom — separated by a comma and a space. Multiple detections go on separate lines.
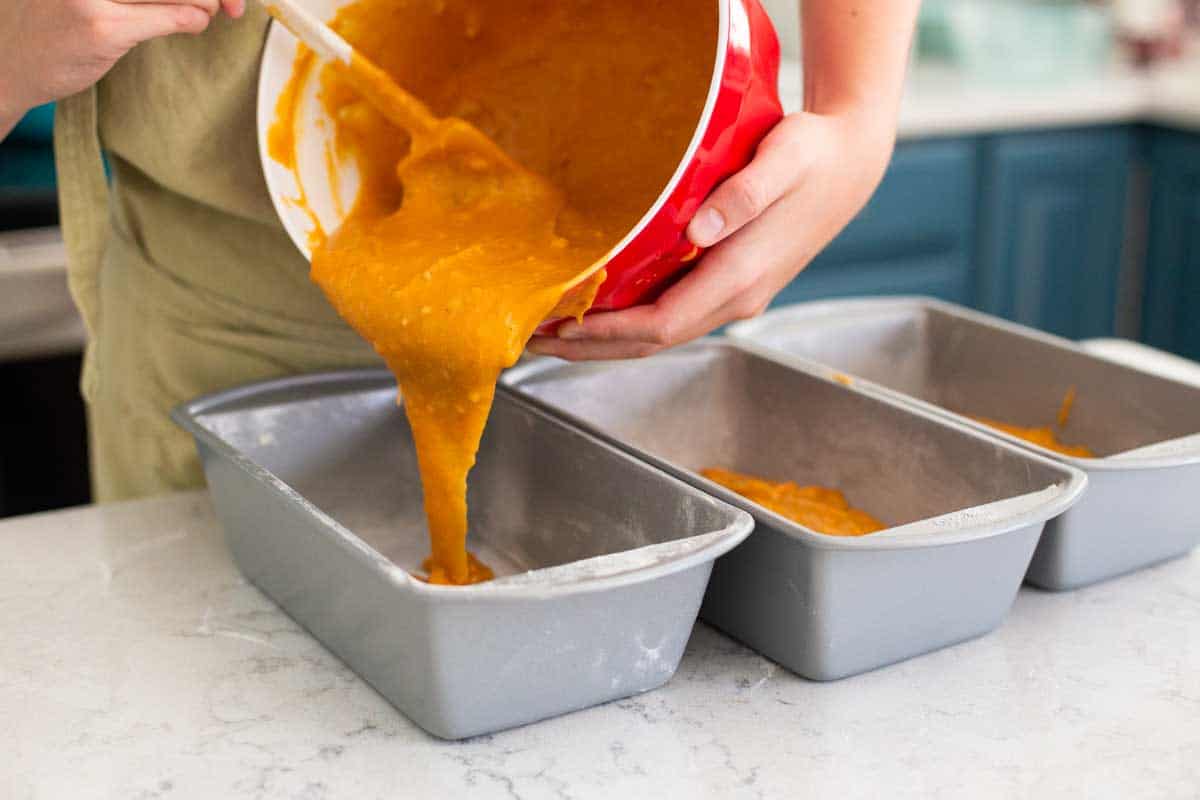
971, 420, 1094, 458
973, 388, 1095, 458
702, 467, 887, 537
270, 0, 716, 583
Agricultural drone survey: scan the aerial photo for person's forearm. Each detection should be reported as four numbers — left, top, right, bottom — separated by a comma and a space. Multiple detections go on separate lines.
801, 0, 920, 133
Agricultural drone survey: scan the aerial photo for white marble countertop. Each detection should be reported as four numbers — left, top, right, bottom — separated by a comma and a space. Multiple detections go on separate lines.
3, 491, 1198, 799
779, 57, 1200, 138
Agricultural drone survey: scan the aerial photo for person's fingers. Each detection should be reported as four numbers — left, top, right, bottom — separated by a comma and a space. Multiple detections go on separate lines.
686, 115, 808, 248
689, 197, 813, 316
526, 335, 665, 362
541, 117, 857, 362
529, 261, 754, 357
105, 2, 211, 47
682, 190, 828, 328
535, 114, 895, 364
220, 0, 246, 18
545, 192, 819, 360
109, 2, 212, 43
554, 243, 767, 345
553, 305, 676, 345
115, 0, 221, 16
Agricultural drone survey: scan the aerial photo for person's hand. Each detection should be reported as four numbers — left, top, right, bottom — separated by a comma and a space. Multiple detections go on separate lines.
526, 109, 895, 361
0, 0, 245, 131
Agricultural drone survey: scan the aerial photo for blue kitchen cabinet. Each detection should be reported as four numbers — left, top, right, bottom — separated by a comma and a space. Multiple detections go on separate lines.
1, 103, 58, 230
9, 103, 56, 142
771, 138, 978, 307
0, 143, 57, 192
1142, 128, 1200, 361
1, 103, 56, 188
976, 127, 1131, 339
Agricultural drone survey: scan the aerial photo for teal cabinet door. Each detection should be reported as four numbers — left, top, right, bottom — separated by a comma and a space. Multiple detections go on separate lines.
1, 103, 59, 230
1142, 128, 1200, 361
8, 103, 56, 143
772, 138, 977, 307
0, 103, 57, 189
976, 127, 1131, 339
0, 142, 57, 192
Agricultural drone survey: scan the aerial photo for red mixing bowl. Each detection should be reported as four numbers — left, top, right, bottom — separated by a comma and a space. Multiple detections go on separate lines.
577, 0, 784, 315
259, 0, 783, 322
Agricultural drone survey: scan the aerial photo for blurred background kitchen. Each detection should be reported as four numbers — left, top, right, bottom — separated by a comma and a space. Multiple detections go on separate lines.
2, 0, 1199, 518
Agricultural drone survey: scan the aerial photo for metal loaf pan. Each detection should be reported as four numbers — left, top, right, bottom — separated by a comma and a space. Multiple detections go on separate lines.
728, 297, 1200, 590
172, 371, 752, 740
504, 343, 1086, 681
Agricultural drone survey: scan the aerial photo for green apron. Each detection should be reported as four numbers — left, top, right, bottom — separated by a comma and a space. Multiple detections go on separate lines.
54, 9, 382, 502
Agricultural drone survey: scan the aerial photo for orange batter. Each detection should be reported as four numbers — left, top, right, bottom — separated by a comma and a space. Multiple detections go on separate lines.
270, 0, 716, 584
974, 388, 1095, 458
701, 468, 887, 537
972, 420, 1094, 458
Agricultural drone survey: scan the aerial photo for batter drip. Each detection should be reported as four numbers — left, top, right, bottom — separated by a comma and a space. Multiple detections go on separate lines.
270, 0, 716, 583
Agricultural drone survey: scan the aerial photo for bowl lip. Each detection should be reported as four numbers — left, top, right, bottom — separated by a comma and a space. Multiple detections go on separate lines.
727, 296, 1200, 471
170, 368, 754, 601
503, 339, 1090, 552
255, 0, 734, 281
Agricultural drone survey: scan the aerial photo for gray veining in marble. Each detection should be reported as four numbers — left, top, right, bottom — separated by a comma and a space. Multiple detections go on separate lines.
2, 492, 1198, 799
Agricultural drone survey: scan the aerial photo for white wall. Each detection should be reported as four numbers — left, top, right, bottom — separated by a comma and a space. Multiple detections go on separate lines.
759, 0, 801, 60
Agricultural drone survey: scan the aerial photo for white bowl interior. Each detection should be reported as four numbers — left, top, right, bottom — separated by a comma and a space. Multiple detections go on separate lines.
257, 0, 359, 259
257, 0, 730, 268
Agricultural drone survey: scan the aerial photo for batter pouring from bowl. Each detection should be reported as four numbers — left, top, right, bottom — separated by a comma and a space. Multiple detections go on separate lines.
270, 0, 721, 583
0, 0, 920, 521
